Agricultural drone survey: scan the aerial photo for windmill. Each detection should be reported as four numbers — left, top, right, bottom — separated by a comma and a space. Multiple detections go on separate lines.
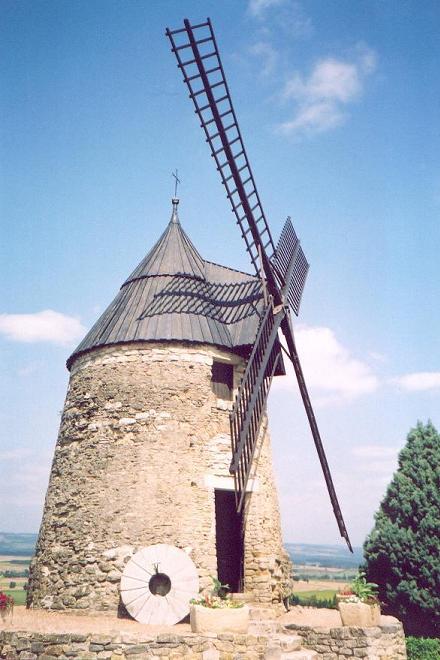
27, 18, 351, 618
166, 18, 352, 552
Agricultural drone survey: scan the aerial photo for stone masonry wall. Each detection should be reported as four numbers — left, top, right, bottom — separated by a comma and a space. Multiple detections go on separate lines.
286, 620, 407, 659
28, 342, 292, 612
0, 630, 274, 660
242, 418, 293, 604
0, 623, 407, 660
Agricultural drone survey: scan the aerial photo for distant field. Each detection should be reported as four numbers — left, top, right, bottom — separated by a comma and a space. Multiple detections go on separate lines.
290, 586, 339, 609
294, 564, 358, 581
285, 543, 363, 569
3, 589, 26, 606
293, 579, 347, 593
0, 553, 30, 607
294, 589, 338, 600
0, 559, 31, 572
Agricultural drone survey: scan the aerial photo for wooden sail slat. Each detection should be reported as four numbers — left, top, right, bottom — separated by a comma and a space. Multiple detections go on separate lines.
229, 301, 282, 511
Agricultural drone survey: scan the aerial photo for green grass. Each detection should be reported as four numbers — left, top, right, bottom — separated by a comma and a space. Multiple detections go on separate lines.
295, 570, 357, 582
289, 590, 338, 609
3, 589, 26, 606
294, 589, 338, 600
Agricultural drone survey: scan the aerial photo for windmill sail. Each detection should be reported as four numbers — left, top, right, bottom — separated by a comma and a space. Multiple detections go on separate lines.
229, 300, 283, 512
281, 312, 353, 551
165, 19, 276, 276
272, 217, 309, 316
166, 18, 353, 551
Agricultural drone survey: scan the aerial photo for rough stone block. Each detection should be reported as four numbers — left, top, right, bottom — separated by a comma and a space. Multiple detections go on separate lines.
201, 650, 220, 660
124, 646, 150, 655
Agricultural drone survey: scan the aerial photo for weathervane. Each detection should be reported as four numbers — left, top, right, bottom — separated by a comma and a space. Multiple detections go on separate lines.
172, 169, 181, 198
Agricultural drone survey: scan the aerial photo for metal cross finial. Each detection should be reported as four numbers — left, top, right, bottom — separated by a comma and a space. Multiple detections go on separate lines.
172, 169, 181, 198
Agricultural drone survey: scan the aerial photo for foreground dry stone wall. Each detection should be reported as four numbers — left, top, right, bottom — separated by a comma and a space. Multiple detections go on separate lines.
0, 621, 407, 660
28, 342, 292, 611
286, 620, 407, 659
0, 630, 278, 660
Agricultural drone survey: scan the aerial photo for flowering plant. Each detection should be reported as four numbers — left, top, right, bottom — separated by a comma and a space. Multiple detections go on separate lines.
190, 577, 244, 609
338, 571, 379, 605
0, 592, 14, 613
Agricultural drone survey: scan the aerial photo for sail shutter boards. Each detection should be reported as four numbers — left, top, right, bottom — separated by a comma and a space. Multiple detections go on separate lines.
211, 361, 233, 400
272, 217, 309, 316
120, 544, 199, 625
166, 19, 353, 550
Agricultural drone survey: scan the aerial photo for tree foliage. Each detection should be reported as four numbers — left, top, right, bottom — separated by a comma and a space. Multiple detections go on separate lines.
364, 421, 440, 636
406, 637, 440, 660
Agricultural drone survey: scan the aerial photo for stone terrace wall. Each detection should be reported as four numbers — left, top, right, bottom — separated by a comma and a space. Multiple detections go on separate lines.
0, 623, 407, 660
28, 342, 291, 611
0, 630, 270, 660
286, 620, 407, 659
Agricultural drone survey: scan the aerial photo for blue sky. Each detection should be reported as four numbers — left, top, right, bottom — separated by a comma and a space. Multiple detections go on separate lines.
1, 0, 439, 548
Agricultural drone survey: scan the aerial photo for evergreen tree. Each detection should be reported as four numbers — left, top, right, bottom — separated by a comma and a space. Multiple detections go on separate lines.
364, 421, 440, 636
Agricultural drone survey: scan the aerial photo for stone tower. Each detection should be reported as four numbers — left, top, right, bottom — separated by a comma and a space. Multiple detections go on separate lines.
28, 199, 292, 612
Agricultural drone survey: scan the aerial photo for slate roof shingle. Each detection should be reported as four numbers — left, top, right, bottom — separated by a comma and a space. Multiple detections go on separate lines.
68, 201, 267, 369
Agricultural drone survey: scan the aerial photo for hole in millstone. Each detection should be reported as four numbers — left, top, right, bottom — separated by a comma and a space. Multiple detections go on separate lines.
149, 572, 171, 596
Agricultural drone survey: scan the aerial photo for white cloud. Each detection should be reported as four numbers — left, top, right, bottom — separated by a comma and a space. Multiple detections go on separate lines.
393, 371, 440, 392
284, 59, 361, 102
368, 351, 387, 363
351, 445, 399, 484
0, 448, 33, 461
356, 42, 378, 74
248, 0, 313, 37
0, 462, 51, 510
274, 325, 379, 405
17, 360, 45, 377
352, 445, 399, 459
249, 41, 278, 76
248, 0, 286, 18
0, 310, 85, 345
278, 99, 346, 136
278, 49, 377, 137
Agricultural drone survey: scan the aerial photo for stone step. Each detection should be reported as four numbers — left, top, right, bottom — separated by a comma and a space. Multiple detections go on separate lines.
249, 606, 278, 620
264, 647, 318, 660
281, 652, 318, 660
248, 619, 282, 635
230, 591, 255, 603
274, 634, 302, 652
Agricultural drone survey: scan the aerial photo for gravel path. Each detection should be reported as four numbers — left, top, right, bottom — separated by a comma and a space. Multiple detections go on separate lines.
1, 607, 191, 638
2, 605, 400, 636
280, 606, 343, 628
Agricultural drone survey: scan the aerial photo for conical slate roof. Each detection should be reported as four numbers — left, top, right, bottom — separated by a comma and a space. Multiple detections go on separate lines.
124, 201, 206, 282
68, 199, 265, 369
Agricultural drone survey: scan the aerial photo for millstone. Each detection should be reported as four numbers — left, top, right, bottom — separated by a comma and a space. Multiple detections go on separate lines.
120, 544, 199, 625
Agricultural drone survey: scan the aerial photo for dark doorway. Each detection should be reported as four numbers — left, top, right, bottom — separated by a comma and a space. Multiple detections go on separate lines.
214, 489, 243, 592
211, 361, 233, 400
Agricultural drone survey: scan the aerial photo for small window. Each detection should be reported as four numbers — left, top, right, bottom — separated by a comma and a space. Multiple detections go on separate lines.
211, 361, 233, 400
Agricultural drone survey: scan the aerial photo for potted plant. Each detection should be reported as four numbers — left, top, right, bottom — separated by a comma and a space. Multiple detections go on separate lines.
0, 592, 14, 624
337, 571, 381, 627
190, 577, 249, 633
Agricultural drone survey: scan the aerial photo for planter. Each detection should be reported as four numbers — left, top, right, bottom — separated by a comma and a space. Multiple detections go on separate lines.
190, 603, 249, 633
338, 599, 381, 627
